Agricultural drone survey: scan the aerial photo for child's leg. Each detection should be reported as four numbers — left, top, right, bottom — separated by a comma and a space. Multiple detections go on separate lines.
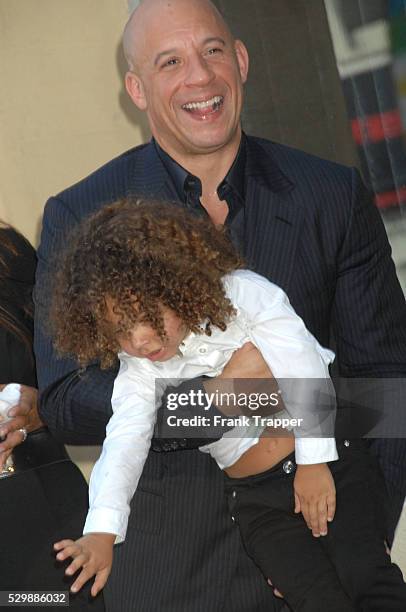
226, 455, 357, 612
320, 439, 406, 611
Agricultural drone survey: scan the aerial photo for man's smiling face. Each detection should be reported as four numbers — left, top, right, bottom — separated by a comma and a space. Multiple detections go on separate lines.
125, 0, 249, 159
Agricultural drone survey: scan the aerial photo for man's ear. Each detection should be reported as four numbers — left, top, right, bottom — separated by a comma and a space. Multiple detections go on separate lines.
125, 71, 147, 110
235, 40, 249, 84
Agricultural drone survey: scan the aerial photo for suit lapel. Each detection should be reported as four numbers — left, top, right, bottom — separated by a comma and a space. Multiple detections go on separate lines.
124, 138, 304, 295
244, 137, 304, 295
126, 140, 181, 202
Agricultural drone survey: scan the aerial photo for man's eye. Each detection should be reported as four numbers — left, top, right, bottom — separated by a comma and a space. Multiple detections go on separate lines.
162, 58, 179, 68
206, 48, 222, 56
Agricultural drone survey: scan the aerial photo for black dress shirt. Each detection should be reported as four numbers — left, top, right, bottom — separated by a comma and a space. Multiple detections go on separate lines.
154, 135, 247, 253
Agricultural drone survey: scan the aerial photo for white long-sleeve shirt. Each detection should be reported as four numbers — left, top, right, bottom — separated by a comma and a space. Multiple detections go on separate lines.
84, 270, 337, 542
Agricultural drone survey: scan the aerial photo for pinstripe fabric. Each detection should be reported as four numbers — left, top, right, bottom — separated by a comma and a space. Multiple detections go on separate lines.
35, 137, 406, 610
104, 451, 283, 612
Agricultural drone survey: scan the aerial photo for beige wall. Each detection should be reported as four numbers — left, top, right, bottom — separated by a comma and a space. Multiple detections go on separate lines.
0, 0, 149, 244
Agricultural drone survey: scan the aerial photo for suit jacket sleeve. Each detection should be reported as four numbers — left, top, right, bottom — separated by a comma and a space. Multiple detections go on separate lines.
332, 169, 406, 378
34, 196, 116, 444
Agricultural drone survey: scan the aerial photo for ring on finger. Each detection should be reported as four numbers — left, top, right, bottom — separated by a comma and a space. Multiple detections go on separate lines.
18, 427, 28, 443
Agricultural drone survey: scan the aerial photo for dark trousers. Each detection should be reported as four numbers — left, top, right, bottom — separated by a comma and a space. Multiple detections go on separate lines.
1, 461, 104, 611
225, 440, 406, 612
368, 438, 406, 547
105, 449, 285, 612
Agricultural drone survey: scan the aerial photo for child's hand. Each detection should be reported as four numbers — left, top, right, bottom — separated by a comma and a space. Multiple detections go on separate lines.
293, 463, 336, 537
54, 533, 115, 596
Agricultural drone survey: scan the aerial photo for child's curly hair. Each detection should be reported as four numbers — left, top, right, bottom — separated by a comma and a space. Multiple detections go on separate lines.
50, 198, 244, 368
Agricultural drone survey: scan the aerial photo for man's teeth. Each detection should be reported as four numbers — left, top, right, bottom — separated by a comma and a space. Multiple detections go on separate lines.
182, 96, 223, 111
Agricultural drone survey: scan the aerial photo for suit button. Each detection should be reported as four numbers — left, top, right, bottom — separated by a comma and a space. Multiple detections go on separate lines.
344, 440, 350, 447
198, 347, 207, 354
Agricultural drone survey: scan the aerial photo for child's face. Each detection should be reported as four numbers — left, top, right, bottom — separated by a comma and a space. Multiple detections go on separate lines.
105, 298, 188, 362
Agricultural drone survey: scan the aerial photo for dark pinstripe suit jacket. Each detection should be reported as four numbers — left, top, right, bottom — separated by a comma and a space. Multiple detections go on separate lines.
34, 136, 406, 611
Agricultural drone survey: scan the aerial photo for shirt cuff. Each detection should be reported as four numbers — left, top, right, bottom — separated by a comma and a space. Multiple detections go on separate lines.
295, 438, 338, 465
83, 507, 128, 544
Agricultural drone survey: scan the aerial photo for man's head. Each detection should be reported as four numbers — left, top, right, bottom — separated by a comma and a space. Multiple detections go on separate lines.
123, 0, 249, 161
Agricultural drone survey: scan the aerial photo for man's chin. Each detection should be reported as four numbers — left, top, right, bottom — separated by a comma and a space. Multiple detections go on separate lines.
181, 132, 238, 155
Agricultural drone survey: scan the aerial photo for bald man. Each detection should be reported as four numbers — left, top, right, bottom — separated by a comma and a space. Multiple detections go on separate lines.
123, 0, 249, 225
34, 1, 406, 610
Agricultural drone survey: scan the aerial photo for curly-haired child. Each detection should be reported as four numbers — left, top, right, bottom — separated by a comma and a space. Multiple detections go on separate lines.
50, 199, 406, 611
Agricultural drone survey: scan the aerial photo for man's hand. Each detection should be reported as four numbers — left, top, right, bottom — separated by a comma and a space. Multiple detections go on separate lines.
219, 342, 273, 379
294, 463, 336, 537
204, 343, 276, 416
0, 385, 44, 469
54, 533, 115, 597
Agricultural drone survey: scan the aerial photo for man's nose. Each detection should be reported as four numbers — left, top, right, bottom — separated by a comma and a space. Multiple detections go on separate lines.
184, 53, 215, 87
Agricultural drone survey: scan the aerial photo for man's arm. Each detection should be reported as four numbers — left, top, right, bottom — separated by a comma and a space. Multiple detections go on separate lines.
331, 170, 406, 379
330, 172, 406, 438
330, 170, 406, 541
35, 196, 115, 444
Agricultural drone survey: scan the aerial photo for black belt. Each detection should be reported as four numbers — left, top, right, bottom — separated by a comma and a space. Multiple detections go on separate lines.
0, 427, 70, 478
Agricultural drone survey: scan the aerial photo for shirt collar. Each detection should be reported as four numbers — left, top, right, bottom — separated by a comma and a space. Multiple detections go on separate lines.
217, 134, 246, 203
153, 134, 247, 204
154, 140, 189, 201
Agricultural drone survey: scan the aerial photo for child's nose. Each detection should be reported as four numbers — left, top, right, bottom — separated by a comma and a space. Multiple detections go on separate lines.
130, 336, 150, 350
128, 330, 152, 351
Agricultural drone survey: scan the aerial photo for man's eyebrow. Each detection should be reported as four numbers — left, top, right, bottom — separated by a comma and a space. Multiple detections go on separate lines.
153, 37, 227, 66
154, 48, 178, 66
203, 37, 226, 47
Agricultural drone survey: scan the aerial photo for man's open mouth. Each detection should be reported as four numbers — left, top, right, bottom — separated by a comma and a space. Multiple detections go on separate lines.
182, 95, 224, 114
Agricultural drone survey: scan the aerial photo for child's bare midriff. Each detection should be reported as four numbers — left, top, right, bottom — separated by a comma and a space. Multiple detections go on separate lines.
224, 430, 295, 478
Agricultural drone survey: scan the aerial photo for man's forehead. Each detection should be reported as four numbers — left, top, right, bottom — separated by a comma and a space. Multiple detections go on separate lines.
124, 0, 232, 68
128, 0, 223, 27
128, 0, 219, 15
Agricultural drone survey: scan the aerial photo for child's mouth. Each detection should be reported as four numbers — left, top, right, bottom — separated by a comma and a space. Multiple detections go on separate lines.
146, 347, 165, 361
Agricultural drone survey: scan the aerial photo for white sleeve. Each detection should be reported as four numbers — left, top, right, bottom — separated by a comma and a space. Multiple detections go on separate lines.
83, 357, 158, 543
225, 271, 338, 465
